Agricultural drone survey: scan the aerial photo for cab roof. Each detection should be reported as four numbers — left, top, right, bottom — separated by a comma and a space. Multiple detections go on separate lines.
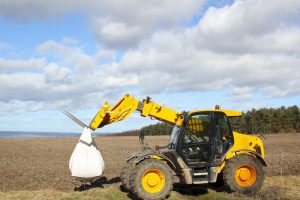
189, 109, 242, 117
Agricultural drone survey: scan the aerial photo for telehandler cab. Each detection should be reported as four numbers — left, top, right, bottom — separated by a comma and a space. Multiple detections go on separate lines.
86, 94, 266, 200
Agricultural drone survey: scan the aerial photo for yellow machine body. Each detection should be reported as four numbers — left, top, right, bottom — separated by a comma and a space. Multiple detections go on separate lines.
88, 94, 266, 186
89, 94, 265, 159
89, 94, 184, 130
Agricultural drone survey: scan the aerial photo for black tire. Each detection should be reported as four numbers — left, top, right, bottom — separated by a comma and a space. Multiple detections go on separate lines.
223, 154, 264, 193
120, 161, 133, 192
129, 159, 174, 200
210, 172, 224, 188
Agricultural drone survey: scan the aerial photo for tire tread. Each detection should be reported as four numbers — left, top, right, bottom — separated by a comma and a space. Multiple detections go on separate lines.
129, 159, 173, 200
223, 154, 264, 193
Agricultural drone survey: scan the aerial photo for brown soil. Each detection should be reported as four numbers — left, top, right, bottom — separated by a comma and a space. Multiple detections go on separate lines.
0, 134, 299, 192
263, 134, 300, 176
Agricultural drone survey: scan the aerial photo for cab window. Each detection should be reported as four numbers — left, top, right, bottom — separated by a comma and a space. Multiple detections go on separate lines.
183, 113, 211, 144
215, 113, 232, 154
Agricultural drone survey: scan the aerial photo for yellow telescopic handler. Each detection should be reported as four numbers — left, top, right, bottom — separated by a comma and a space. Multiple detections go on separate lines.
62, 94, 266, 200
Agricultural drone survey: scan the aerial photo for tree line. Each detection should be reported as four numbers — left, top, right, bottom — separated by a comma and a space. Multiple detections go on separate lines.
230, 105, 300, 134
141, 122, 173, 136
113, 105, 299, 136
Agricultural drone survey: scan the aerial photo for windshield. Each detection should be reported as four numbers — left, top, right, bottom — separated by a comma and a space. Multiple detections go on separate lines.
168, 125, 180, 147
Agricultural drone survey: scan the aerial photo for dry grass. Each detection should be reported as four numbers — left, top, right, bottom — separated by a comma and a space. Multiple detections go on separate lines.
263, 134, 300, 176
0, 136, 169, 192
0, 134, 299, 199
253, 176, 300, 200
0, 176, 299, 200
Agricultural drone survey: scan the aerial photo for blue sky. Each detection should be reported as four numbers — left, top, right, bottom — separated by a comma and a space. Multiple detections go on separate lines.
0, 0, 299, 133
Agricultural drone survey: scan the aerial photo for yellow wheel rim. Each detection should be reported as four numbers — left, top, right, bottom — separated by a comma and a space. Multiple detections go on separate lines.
234, 164, 257, 187
141, 168, 165, 193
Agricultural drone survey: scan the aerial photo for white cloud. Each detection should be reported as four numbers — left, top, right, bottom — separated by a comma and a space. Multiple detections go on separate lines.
0, 0, 300, 115
227, 87, 255, 102
0, 57, 46, 72
0, 100, 45, 114
116, 42, 300, 97
0, 42, 11, 50
0, 0, 204, 49
198, 0, 300, 36
188, 0, 300, 55
108, 0, 300, 97
229, 87, 253, 96
0, 72, 45, 101
0, 39, 139, 113
93, 21, 146, 49
44, 63, 71, 83
90, 0, 204, 49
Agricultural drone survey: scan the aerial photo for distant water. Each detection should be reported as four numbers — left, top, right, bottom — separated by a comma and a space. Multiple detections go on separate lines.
0, 131, 81, 139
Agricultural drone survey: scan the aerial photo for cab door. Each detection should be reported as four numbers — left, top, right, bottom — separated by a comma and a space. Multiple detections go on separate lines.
176, 112, 213, 167
213, 112, 234, 165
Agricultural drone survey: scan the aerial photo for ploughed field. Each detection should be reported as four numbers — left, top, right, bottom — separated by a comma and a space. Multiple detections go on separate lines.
0, 134, 299, 192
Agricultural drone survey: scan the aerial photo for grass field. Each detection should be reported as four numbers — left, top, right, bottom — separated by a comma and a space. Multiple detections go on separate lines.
0, 134, 299, 199
0, 176, 299, 200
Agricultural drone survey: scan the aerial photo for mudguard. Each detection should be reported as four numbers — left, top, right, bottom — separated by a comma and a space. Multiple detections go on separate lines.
232, 149, 267, 166
126, 152, 177, 171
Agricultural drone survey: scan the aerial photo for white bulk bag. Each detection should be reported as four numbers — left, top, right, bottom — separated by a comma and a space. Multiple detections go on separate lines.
69, 127, 105, 179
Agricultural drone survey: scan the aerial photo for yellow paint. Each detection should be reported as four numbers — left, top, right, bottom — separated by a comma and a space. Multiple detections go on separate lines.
226, 132, 265, 159
89, 94, 183, 130
189, 110, 242, 117
141, 169, 165, 194
141, 100, 183, 126
217, 131, 265, 174
88, 94, 265, 180
89, 94, 139, 130
234, 164, 257, 187
186, 118, 206, 134
89, 101, 111, 130
151, 155, 163, 160
217, 162, 226, 173
90, 94, 243, 131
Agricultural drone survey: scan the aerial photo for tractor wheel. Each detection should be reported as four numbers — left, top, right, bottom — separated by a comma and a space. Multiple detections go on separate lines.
223, 154, 264, 193
129, 159, 174, 200
120, 161, 134, 192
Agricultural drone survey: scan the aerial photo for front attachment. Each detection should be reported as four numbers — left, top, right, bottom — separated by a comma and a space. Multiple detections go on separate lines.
69, 127, 105, 180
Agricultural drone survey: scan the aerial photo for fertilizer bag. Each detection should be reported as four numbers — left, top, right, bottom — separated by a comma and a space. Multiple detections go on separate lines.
69, 127, 105, 178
